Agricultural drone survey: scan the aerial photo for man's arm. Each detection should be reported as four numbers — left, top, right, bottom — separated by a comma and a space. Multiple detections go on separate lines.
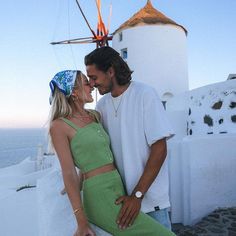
116, 138, 167, 229
132, 138, 167, 196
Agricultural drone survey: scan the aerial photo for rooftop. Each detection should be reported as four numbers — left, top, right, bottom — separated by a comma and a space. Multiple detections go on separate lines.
113, 0, 187, 35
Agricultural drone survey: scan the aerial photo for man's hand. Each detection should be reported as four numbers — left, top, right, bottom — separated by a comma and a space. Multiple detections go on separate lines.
115, 195, 142, 229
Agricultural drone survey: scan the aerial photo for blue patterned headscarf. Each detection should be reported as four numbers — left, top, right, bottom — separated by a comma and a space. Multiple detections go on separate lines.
49, 70, 79, 104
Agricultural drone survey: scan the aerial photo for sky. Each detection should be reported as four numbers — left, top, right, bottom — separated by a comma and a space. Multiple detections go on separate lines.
0, 0, 235, 128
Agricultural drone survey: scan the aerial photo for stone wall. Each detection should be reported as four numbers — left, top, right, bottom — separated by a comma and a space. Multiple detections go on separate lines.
187, 80, 236, 136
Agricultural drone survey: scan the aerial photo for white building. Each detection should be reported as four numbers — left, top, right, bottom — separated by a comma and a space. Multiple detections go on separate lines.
113, 0, 236, 226
167, 79, 236, 225
112, 0, 189, 104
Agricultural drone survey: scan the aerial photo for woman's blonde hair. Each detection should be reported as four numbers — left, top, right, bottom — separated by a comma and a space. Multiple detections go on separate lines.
48, 71, 85, 124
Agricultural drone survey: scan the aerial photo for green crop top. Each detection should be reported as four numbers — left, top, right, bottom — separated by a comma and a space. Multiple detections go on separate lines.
61, 116, 114, 173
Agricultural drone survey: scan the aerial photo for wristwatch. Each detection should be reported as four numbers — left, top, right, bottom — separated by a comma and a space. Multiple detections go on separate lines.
134, 191, 144, 199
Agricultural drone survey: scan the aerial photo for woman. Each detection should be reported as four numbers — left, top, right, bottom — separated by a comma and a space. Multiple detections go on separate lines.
49, 70, 175, 236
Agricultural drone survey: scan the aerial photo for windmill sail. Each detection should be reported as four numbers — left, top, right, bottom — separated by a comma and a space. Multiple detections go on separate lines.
51, 0, 112, 48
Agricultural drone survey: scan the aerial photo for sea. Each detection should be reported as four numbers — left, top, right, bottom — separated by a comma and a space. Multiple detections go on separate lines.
0, 129, 48, 168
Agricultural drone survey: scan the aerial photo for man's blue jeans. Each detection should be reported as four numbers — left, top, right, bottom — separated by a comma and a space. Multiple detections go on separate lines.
147, 208, 172, 230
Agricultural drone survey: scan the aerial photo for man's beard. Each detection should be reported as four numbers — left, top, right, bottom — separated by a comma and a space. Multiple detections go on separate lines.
97, 77, 113, 95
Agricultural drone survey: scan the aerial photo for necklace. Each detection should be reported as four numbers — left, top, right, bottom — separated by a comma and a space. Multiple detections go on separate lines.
72, 111, 93, 124
111, 93, 124, 117
73, 110, 91, 118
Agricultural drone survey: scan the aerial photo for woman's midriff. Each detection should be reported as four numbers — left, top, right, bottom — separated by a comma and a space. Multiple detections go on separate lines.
83, 163, 116, 180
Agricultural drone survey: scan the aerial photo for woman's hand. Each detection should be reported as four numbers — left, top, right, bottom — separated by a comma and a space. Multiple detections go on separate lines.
74, 224, 96, 236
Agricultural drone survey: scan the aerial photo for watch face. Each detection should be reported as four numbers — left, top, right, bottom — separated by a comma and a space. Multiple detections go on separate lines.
135, 191, 142, 198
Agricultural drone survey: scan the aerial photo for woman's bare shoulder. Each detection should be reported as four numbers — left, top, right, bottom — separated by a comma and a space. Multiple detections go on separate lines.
50, 118, 66, 135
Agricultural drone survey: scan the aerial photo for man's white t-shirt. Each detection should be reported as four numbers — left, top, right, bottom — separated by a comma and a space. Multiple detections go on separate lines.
96, 81, 174, 213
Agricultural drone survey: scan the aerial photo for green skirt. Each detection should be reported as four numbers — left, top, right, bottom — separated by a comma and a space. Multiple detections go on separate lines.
82, 170, 175, 236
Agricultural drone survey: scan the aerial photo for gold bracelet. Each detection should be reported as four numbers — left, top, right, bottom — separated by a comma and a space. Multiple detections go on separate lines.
73, 206, 83, 215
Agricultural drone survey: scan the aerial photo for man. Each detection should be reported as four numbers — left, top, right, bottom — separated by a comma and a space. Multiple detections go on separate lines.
85, 47, 174, 230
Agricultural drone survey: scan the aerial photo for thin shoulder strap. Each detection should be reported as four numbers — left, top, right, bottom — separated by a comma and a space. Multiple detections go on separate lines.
87, 109, 100, 123
60, 117, 79, 131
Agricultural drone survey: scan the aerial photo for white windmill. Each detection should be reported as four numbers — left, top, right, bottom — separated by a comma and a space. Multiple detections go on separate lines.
112, 0, 189, 105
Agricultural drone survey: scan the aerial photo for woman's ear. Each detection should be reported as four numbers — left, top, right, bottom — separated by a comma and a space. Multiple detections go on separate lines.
71, 91, 76, 97
71, 91, 78, 101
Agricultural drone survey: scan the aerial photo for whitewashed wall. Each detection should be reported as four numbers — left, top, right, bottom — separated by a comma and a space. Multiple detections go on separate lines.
166, 79, 236, 225
112, 25, 189, 99
187, 80, 236, 136
168, 134, 236, 225
167, 79, 236, 137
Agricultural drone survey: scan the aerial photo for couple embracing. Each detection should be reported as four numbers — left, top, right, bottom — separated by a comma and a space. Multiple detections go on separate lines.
49, 47, 175, 236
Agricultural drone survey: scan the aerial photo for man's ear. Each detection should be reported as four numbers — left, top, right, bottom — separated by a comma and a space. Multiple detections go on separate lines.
107, 66, 115, 78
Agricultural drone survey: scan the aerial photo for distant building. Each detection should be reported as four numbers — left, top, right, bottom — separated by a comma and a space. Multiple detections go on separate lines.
227, 74, 236, 80
112, 0, 189, 105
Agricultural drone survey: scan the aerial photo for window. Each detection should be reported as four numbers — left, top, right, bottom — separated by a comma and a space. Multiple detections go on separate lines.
162, 101, 167, 110
121, 48, 127, 60
119, 32, 123, 41
161, 92, 174, 110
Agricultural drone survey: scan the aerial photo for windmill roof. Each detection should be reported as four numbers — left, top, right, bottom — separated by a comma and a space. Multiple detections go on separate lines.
113, 1, 187, 35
